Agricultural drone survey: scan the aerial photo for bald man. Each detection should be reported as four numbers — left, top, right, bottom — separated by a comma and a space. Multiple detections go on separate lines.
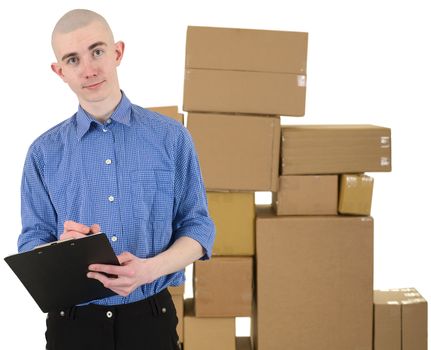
18, 9, 215, 350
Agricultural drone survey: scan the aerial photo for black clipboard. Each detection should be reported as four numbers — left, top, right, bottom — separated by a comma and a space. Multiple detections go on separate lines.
4, 233, 120, 313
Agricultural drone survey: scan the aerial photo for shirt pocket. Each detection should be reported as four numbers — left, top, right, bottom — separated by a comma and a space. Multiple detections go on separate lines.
153, 170, 174, 222
131, 169, 174, 221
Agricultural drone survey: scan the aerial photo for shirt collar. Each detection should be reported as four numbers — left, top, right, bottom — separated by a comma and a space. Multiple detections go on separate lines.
76, 91, 132, 140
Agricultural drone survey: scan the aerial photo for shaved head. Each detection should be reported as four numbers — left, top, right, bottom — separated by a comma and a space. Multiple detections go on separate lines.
52, 9, 114, 52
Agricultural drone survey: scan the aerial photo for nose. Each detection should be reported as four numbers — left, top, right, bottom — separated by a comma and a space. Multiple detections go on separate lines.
80, 57, 98, 79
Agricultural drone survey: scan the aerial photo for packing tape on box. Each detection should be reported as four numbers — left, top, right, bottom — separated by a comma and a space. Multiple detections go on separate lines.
387, 301, 401, 305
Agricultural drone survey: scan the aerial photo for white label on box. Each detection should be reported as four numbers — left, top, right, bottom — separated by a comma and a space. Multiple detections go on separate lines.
380, 136, 390, 148
297, 75, 306, 87
380, 157, 390, 166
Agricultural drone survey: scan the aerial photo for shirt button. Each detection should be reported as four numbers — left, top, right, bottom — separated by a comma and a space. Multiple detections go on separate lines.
103, 128, 108, 133
60, 311, 65, 317
161, 307, 167, 313
105, 159, 112, 165
108, 195, 115, 202
106, 311, 113, 318
111, 236, 117, 242
107, 119, 112, 124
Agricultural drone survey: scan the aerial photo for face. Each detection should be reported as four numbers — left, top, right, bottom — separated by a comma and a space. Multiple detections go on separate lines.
51, 20, 124, 106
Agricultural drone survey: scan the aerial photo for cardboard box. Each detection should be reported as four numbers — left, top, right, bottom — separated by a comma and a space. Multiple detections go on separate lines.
183, 299, 235, 350
207, 192, 255, 255
168, 284, 185, 296
374, 288, 427, 350
338, 174, 374, 215
183, 26, 308, 116
273, 175, 338, 215
188, 113, 280, 191
172, 294, 184, 343
281, 125, 392, 174
254, 208, 373, 350
194, 257, 253, 317
236, 337, 252, 350
147, 105, 184, 124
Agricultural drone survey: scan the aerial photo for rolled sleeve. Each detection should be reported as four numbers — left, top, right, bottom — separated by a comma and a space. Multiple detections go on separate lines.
171, 127, 215, 259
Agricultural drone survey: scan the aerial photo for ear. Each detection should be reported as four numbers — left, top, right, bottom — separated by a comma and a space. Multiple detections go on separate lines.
114, 41, 125, 66
51, 63, 67, 82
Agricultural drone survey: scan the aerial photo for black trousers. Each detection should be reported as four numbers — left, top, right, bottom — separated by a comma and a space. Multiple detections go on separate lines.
45, 289, 180, 350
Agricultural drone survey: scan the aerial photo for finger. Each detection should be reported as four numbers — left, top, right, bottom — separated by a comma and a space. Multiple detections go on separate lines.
63, 220, 91, 234
117, 252, 135, 265
90, 224, 101, 234
89, 263, 133, 277
59, 231, 88, 240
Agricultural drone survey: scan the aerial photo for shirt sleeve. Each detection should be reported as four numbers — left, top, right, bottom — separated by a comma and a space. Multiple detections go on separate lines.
18, 144, 58, 252
171, 127, 215, 260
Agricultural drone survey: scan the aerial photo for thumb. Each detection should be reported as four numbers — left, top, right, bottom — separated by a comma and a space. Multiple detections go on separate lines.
117, 251, 135, 265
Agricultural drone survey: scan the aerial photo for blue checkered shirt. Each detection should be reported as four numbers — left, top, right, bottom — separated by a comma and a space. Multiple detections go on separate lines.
18, 92, 215, 305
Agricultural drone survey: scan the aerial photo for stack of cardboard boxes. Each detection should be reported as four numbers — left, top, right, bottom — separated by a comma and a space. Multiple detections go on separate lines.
183, 25, 307, 349
149, 25, 427, 350
256, 125, 391, 349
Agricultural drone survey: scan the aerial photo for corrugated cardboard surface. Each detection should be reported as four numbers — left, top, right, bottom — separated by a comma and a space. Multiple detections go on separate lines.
168, 284, 185, 296
273, 175, 338, 215
183, 299, 236, 350
183, 69, 306, 116
146, 105, 184, 124
194, 257, 253, 317
281, 125, 392, 174
186, 26, 308, 73
187, 113, 280, 191
255, 208, 373, 350
339, 174, 374, 215
172, 294, 184, 343
183, 26, 307, 116
374, 288, 428, 350
207, 192, 255, 255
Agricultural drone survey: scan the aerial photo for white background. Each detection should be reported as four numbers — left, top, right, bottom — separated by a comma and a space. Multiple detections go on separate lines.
0, 0, 429, 348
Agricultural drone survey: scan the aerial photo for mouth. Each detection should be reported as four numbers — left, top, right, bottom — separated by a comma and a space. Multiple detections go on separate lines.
83, 80, 106, 89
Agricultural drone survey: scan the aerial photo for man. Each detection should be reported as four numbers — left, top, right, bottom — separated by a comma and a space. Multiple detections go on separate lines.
18, 9, 215, 350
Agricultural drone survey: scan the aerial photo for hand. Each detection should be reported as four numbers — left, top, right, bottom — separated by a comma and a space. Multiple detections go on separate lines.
59, 220, 100, 240
87, 252, 160, 297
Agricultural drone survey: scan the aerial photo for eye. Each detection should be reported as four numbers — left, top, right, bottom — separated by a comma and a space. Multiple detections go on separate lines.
66, 56, 79, 65
93, 48, 104, 58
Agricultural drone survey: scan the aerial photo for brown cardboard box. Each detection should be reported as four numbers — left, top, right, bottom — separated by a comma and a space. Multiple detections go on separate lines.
168, 284, 185, 296
273, 175, 338, 215
185, 26, 307, 73
183, 26, 308, 116
194, 257, 253, 317
281, 125, 392, 174
188, 113, 280, 191
207, 192, 255, 255
183, 299, 235, 350
374, 288, 427, 350
338, 174, 374, 215
147, 105, 184, 124
254, 207, 373, 350
236, 337, 252, 350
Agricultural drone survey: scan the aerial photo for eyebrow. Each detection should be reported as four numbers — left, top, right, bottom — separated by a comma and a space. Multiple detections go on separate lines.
61, 41, 108, 62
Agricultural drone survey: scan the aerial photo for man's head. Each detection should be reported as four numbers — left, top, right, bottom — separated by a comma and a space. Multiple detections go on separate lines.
51, 9, 124, 111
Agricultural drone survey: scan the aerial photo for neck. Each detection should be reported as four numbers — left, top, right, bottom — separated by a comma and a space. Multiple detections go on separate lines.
79, 89, 122, 123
